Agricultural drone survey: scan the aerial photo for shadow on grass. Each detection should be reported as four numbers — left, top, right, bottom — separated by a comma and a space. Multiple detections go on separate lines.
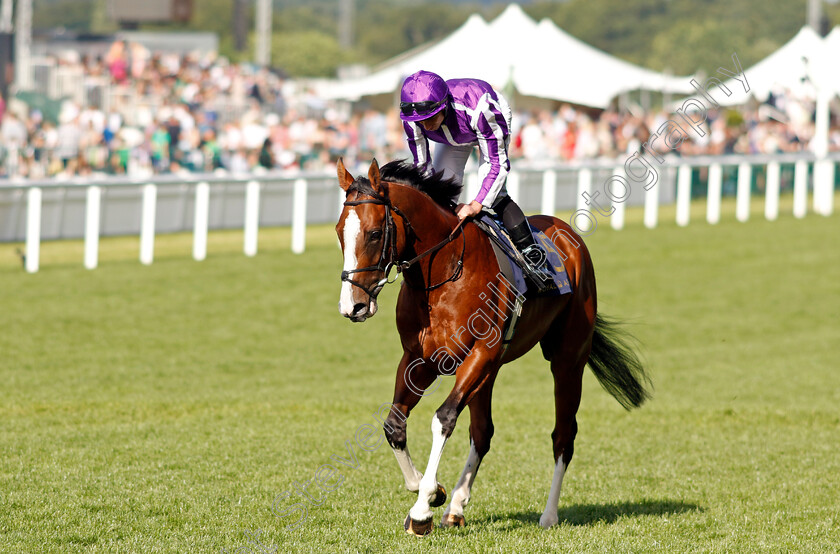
474, 499, 703, 529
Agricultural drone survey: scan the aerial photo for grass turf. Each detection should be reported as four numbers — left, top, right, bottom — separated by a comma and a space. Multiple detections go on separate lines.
1, 193, 838, 552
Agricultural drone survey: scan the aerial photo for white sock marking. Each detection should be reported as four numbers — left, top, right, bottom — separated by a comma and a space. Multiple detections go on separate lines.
393, 447, 423, 492
409, 415, 449, 522
444, 441, 481, 518
540, 457, 566, 528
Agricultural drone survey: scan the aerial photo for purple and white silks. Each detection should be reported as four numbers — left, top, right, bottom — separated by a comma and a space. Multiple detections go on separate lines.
403, 78, 512, 207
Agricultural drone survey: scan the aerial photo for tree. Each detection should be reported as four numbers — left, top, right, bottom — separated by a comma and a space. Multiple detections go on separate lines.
271, 30, 355, 77
648, 20, 749, 76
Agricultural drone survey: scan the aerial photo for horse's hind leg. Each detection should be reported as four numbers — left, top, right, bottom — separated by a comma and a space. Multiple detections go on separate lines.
539, 340, 589, 528
441, 379, 496, 528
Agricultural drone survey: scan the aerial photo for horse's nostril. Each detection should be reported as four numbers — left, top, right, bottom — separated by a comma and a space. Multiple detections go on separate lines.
352, 303, 367, 316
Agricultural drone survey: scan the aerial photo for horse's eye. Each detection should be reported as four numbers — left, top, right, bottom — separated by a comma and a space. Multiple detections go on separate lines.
367, 230, 383, 242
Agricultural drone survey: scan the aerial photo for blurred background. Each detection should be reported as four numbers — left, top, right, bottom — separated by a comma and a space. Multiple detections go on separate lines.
0, 0, 838, 248
2, 0, 840, 177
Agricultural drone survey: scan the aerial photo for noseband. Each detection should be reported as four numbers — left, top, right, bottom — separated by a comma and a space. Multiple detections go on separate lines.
340, 184, 466, 300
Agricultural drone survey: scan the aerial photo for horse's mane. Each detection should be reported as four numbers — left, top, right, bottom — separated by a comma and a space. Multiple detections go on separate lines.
379, 160, 461, 210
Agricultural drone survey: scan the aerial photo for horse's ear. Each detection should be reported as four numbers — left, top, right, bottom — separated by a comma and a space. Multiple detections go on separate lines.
337, 157, 354, 192
368, 158, 381, 191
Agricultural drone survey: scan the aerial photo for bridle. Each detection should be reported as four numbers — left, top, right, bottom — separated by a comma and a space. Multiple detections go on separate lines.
340, 183, 466, 301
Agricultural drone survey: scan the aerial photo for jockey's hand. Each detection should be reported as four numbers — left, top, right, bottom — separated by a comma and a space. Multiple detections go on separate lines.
456, 200, 483, 221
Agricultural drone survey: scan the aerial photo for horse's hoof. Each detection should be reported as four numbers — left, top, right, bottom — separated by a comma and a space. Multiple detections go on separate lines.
539, 512, 559, 529
404, 514, 434, 536
440, 513, 466, 528
429, 483, 447, 508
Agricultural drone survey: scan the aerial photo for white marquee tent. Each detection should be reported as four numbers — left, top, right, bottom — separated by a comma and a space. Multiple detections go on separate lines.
716, 26, 828, 105
813, 26, 840, 99
315, 4, 695, 109
513, 17, 693, 108
315, 13, 493, 103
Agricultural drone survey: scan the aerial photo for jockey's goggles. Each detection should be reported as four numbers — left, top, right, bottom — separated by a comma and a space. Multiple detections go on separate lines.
399, 99, 445, 118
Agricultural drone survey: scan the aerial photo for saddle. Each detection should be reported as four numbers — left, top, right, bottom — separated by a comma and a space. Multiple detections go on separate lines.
473, 212, 572, 299
468, 212, 572, 356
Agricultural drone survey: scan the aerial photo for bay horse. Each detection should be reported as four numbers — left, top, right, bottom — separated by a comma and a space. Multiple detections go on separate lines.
335, 159, 650, 535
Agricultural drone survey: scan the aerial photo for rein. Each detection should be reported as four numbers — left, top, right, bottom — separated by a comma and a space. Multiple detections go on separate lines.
398, 219, 466, 291
340, 186, 466, 298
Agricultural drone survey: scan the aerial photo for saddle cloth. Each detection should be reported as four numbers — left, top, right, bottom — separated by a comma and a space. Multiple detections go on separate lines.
474, 213, 572, 297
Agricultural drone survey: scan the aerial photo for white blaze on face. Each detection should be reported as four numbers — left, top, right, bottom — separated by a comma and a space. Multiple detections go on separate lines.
339, 209, 361, 316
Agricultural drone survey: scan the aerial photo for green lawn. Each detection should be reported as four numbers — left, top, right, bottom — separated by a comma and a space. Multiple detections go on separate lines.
1, 194, 838, 553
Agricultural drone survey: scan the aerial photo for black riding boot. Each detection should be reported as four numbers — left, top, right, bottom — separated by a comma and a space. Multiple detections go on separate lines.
507, 221, 556, 294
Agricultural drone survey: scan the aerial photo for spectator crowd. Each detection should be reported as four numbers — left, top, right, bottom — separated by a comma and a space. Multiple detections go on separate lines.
2, 41, 840, 180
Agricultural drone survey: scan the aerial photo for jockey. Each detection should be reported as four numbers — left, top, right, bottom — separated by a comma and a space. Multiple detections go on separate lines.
399, 69, 554, 293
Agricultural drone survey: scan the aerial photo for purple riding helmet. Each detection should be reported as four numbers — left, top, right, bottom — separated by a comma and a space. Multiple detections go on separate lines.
399, 70, 449, 122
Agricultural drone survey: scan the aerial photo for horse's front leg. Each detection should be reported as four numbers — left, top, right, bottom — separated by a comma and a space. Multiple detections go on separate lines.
383, 353, 446, 502
405, 353, 494, 536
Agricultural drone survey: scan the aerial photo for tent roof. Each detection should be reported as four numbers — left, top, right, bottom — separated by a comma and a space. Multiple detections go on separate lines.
315, 4, 695, 108
816, 26, 840, 98
718, 26, 825, 105
513, 18, 693, 107
316, 14, 491, 101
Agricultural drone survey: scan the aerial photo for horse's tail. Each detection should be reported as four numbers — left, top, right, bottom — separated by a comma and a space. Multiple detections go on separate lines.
588, 314, 651, 410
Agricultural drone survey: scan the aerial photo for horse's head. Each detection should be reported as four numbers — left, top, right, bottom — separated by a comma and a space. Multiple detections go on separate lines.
335, 158, 406, 322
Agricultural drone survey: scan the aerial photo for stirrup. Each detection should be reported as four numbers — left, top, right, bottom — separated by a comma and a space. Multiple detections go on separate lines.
521, 245, 556, 293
